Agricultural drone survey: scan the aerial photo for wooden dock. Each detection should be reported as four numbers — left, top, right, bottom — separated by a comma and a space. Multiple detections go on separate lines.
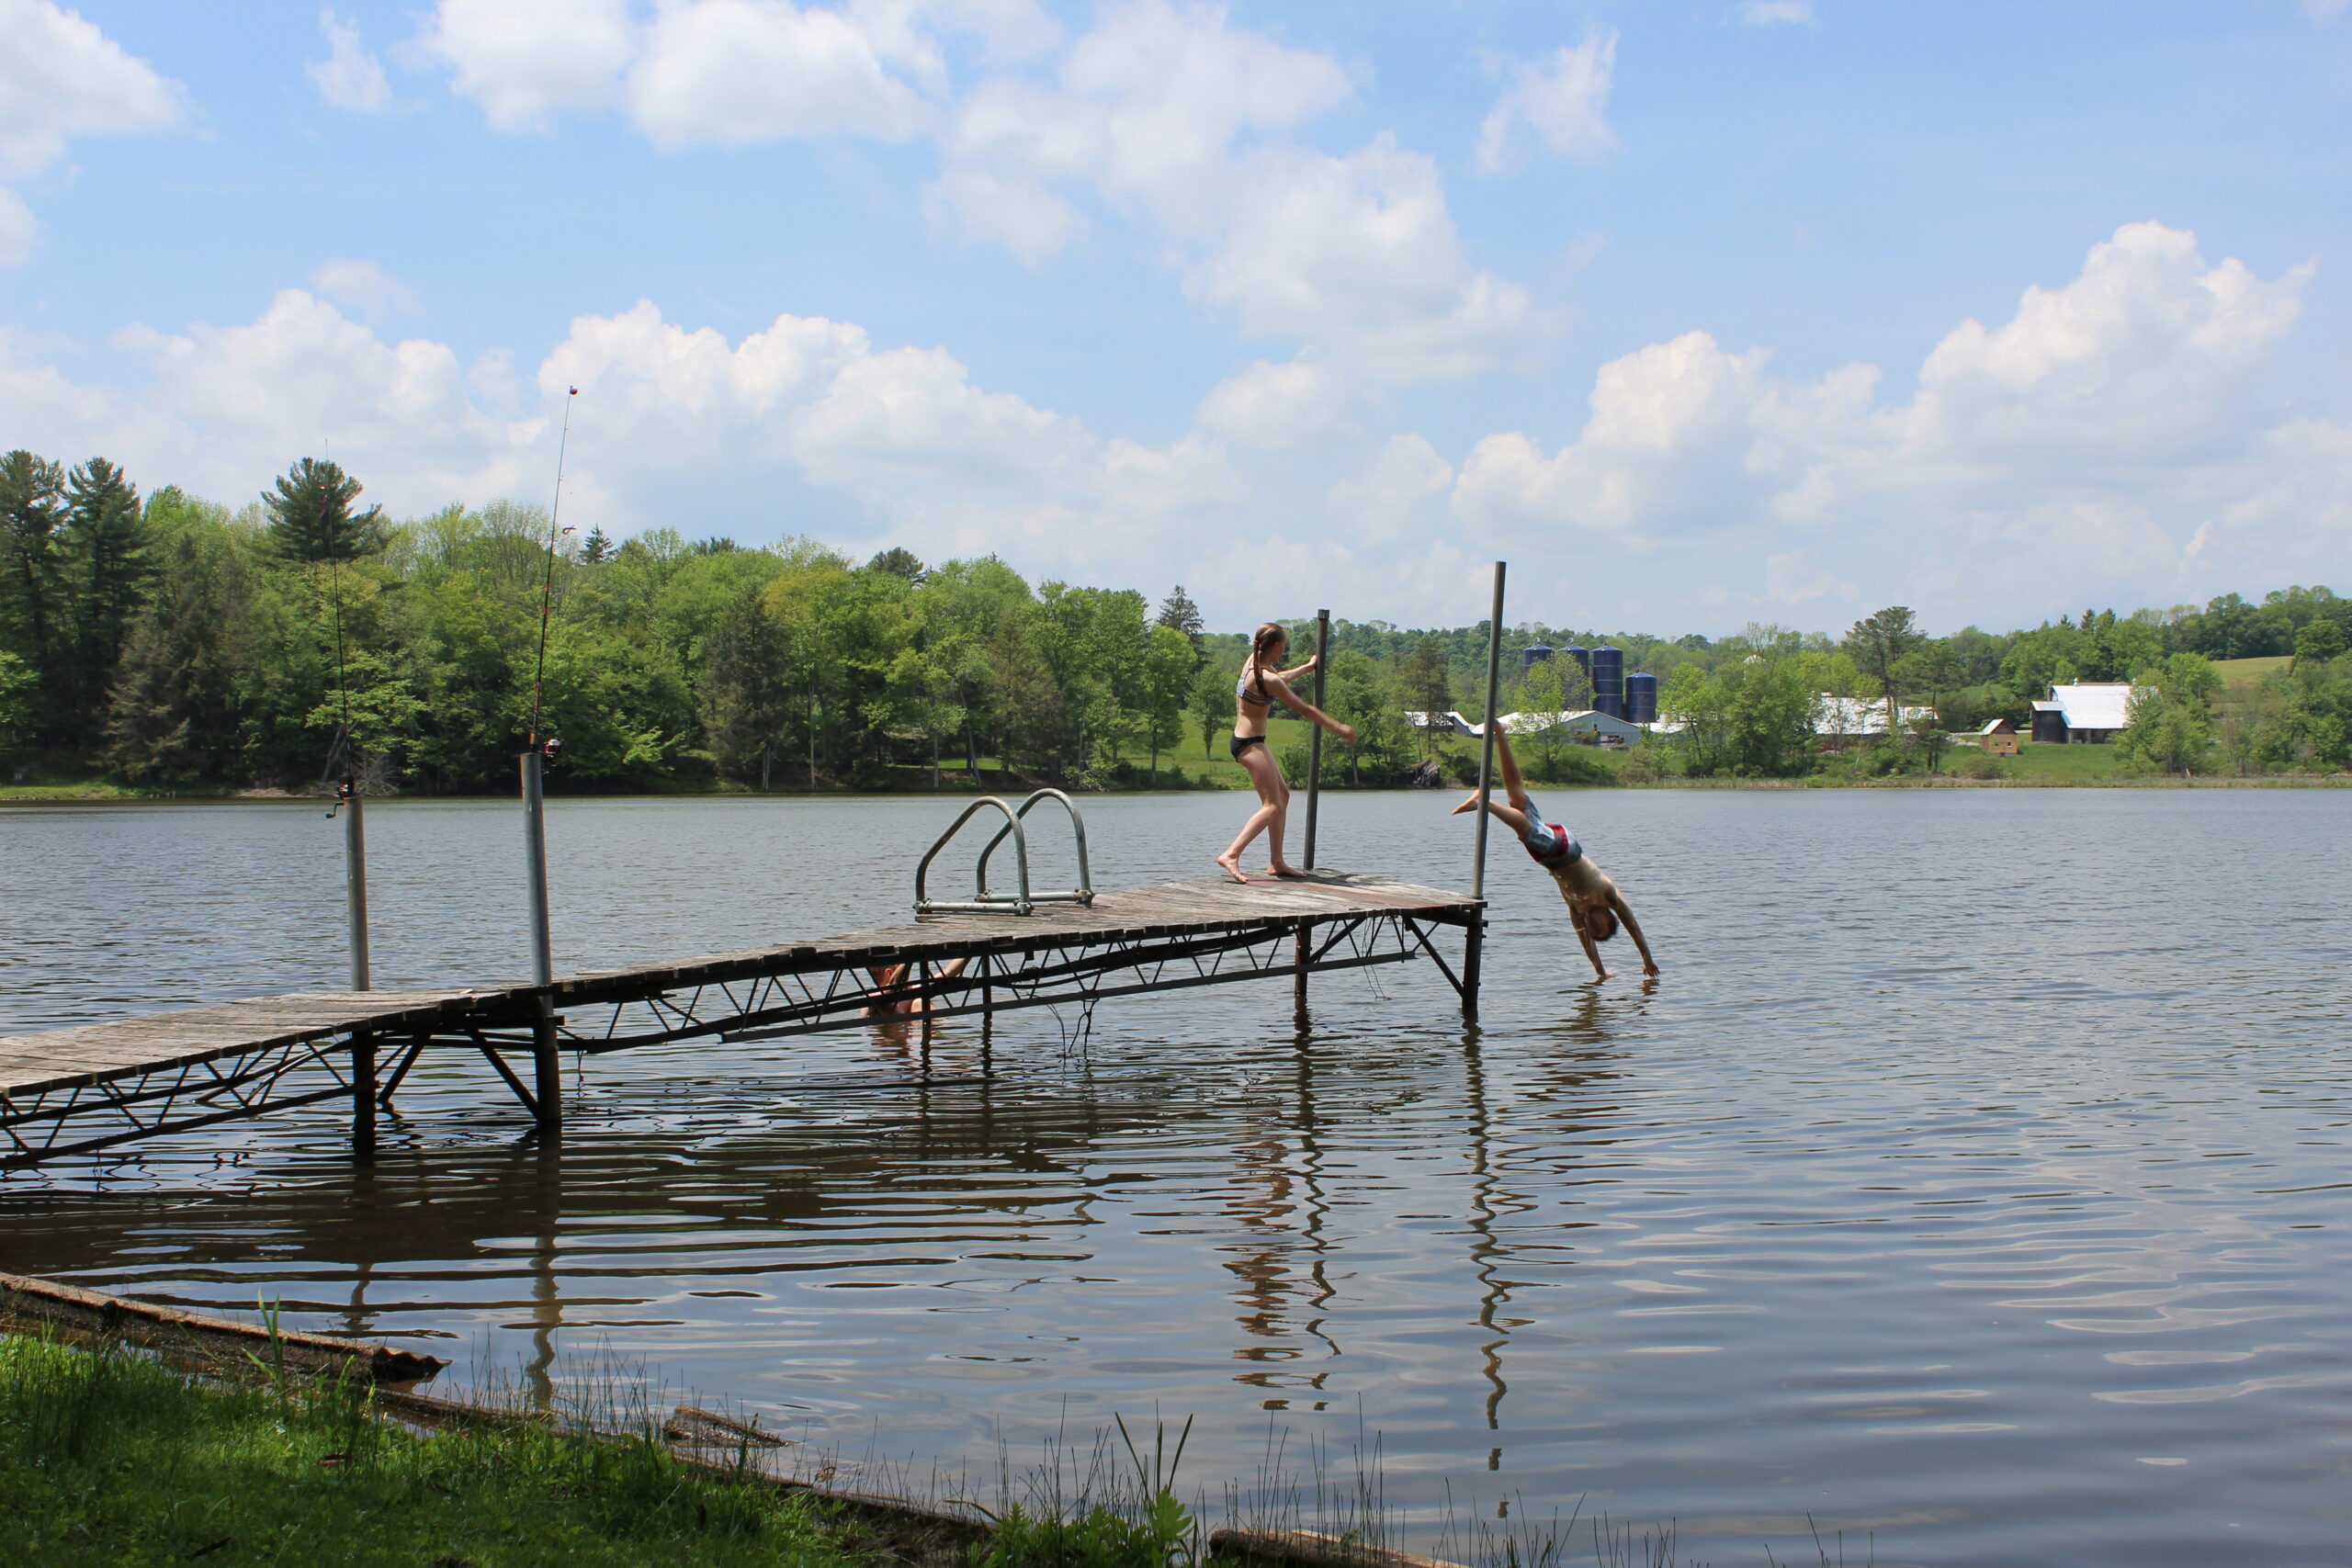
0, 872, 1481, 1171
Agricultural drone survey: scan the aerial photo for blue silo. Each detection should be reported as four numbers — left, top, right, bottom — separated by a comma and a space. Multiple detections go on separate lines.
1625, 671, 1658, 725
1590, 646, 1625, 719
1521, 644, 1554, 672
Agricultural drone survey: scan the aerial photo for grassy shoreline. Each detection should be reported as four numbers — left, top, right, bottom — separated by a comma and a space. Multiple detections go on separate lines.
0, 1332, 874, 1568
8, 713, 2347, 804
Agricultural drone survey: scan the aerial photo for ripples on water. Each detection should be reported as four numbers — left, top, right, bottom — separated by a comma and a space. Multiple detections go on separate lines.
2, 790, 2347, 1566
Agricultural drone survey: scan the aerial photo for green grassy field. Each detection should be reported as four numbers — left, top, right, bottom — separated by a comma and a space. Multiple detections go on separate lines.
0, 1334, 860, 1568
2213, 655, 2291, 690
1991, 741, 2134, 782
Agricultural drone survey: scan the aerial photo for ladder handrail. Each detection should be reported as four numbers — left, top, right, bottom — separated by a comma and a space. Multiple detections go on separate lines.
976, 789, 1093, 908
915, 796, 1033, 915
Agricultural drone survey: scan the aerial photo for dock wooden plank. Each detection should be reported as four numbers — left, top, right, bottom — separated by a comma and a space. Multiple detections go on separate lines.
2, 873, 1476, 1099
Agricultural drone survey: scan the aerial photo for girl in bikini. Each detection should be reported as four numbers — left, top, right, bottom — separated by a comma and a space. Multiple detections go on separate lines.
1217, 622, 1357, 884
1452, 729, 1659, 981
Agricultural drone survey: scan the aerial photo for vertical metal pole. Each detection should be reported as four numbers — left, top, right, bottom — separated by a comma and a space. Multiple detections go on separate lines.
1465, 563, 1506, 1018
343, 782, 371, 992
1303, 608, 1330, 868
522, 751, 553, 986
350, 1031, 377, 1155
522, 750, 561, 1132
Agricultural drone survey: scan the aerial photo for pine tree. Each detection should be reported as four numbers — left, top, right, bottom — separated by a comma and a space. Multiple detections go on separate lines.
0, 449, 68, 743
580, 525, 613, 564
62, 457, 147, 746
1155, 584, 1204, 661
106, 515, 251, 783
263, 457, 384, 563
865, 547, 927, 584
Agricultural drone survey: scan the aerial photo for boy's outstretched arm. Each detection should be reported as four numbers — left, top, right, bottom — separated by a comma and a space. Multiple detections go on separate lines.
1611, 892, 1660, 976
1574, 921, 1610, 981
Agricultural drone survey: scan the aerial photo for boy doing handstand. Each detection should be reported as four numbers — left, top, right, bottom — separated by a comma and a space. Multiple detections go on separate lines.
1453, 729, 1659, 982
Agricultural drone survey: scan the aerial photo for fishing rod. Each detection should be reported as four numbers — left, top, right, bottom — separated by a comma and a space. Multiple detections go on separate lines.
527, 387, 580, 751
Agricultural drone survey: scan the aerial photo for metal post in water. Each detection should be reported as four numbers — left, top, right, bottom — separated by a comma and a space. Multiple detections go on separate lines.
1303, 608, 1330, 868
522, 750, 552, 986
521, 749, 561, 1131
1464, 563, 1507, 1018
342, 778, 371, 992
350, 1031, 377, 1155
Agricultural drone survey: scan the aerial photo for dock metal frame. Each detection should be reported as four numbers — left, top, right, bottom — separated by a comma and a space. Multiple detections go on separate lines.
3, 868, 1479, 1172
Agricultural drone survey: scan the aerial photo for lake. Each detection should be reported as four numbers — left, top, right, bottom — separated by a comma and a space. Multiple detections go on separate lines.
2, 788, 2346, 1566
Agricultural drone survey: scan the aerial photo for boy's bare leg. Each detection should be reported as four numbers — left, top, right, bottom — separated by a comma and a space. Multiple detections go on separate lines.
1453, 795, 1536, 839
1451, 730, 1533, 818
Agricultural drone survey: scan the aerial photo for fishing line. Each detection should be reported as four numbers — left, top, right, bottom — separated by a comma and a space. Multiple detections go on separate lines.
528, 387, 580, 747
321, 489, 355, 789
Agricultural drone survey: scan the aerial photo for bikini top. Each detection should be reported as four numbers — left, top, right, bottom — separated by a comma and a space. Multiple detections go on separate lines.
1237, 667, 1272, 706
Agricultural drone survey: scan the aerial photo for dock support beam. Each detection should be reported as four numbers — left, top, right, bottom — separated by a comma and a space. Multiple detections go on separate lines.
522, 748, 561, 1132
350, 1031, 377, 1154
1303, 607, 1329, 868
522, 750, 554, 988
1466, 562, 1506, 1020
342, 780, 371, 992
1298, 608, 1331, 1009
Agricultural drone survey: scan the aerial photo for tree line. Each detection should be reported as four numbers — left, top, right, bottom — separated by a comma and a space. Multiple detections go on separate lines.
3, 446, 2347, 791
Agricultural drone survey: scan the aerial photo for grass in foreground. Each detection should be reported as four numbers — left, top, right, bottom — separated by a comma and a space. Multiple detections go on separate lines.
0, 1334, 862, 1568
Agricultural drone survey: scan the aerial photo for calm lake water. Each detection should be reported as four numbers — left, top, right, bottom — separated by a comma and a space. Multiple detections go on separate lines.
2, 789, 2348, 1566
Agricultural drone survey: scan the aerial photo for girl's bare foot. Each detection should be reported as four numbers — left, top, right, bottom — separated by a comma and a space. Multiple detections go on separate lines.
1267, 862, 1306, 879
1216, 852, 1250, 884
1450, 792, 1483, 815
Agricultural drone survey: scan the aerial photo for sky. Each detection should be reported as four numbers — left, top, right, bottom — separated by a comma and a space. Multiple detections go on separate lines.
2, 0, 2348, 636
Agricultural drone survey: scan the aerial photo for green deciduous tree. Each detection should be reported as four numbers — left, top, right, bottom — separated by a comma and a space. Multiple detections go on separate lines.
1138, 623, 1196, 784
2295, 618, 2346, 668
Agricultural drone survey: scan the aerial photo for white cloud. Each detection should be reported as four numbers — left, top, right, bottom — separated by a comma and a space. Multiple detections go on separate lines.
1456, 330, 1767, 540
1756, 220, 2311, 520
0, 187, 32, 265
410, 1, 1522, 383
627, 0, 935, 146
935, 0, 1353, 244
1189, 137, 1536, 380
3, 288, 1239, 591
312, 258, 422, 318
417, 0, 1058, 143
1454, 222, 2349, 624
1475, 32, 1619, 175
0, 0, 185, 263
2298, 0, 2346, 22
0, 0, 185, 175
309, 10, 402, 113
1195, 355, 1350, 447
930, 6, 1529, 380
1327, 433, 1452, 541
417, 0, 639, 131
1738, 1, 1815, 26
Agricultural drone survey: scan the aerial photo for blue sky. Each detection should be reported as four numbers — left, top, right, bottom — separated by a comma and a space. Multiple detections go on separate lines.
4, 0, 2348, 634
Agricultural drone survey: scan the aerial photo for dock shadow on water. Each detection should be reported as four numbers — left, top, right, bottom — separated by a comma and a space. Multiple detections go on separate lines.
3, 790, 2349, 1566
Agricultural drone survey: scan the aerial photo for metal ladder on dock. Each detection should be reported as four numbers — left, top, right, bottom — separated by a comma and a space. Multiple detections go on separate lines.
913, 789, 1094, 917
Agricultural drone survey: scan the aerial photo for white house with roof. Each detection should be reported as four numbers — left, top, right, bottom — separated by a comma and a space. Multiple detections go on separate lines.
1407, 710, 1645, 745
2030, 682, 2134, 743
1815, 694, 1940, 739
